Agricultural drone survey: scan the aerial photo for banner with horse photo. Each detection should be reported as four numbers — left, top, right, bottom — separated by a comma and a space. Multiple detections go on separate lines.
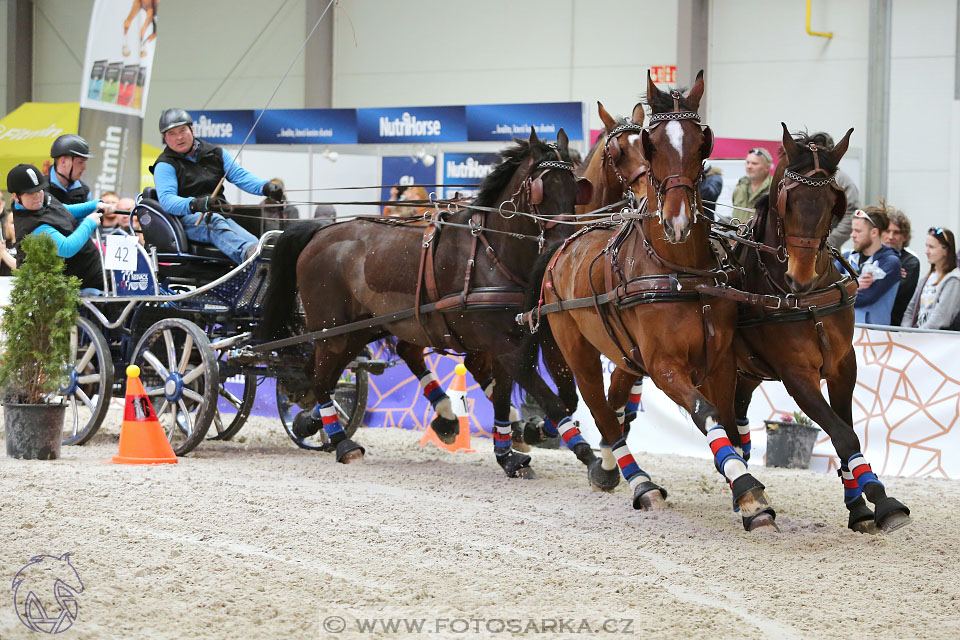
78, 0, 158, 197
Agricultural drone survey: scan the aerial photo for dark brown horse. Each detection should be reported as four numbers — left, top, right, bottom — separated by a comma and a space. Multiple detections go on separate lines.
523, 71, 778, 531
261, 129, 593, 477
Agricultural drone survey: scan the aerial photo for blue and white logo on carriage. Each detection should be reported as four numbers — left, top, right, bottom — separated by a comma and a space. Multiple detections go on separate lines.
465, 102, 584, 141
442, 153, 499, 198
187, 110, 255, 145
358, 106, 466, 143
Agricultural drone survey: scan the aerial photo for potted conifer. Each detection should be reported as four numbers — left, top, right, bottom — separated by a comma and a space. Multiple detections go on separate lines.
764, 411, 821, 469
0, 233, 80, 459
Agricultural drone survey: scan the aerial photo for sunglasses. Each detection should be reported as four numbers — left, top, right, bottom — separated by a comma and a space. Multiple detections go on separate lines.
748, 148, 771, 160
853, 209, 876, 228
930, 227, 947, 237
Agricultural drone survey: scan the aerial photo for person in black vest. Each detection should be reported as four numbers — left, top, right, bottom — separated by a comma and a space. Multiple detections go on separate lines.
151, 108, 283, 263
6, 164, 114, 293
47, 134, 94, 205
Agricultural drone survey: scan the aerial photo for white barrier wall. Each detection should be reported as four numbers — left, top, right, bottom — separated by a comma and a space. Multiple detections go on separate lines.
573, 326, 960, 480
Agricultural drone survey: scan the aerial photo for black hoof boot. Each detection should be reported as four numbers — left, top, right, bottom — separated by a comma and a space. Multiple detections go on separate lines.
632, 482, 667, 511
742, 508, 779, 532
430, 415, 460, 445
572, 442, 597, 466
587, 458, 620, 492
846, 498, 877, 534
874, 497, 911, 533
335, 438, 365, 463
511, 421, 530, 453
292, 411, 322, 440
496, 450, 535, 479
522, 418, 547, 445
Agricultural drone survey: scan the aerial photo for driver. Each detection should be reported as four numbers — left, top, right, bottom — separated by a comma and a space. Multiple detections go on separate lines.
47, 134, 94, 205
6, 163, 115, 293
150, 108, 283, 264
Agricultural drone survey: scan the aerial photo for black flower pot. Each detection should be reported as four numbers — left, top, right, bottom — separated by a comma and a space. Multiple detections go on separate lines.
4, 403, 66, 460
764, 420, 820, 469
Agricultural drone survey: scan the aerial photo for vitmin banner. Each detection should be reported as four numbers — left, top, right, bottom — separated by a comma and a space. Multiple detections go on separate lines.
78, 0, 158, 197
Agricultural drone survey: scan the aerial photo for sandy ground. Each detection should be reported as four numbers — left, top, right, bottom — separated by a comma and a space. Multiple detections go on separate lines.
1, 408, 958, 640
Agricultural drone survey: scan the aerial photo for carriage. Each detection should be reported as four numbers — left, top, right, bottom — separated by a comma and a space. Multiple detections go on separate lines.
60, 192, 384, 456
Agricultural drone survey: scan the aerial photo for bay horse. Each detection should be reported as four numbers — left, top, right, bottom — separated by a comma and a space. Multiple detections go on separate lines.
261, 129, 595, 477
728, 124, 911, 532
523, 71, 779, 531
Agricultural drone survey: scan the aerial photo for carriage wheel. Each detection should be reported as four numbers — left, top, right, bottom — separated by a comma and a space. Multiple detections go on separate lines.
276, 348, 371, 451
208, 374, 257, 441
131, 318, 218, 456
60, 317, 115, 446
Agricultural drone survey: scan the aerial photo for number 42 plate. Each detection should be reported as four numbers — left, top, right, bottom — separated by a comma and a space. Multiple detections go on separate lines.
104, 234, 140, 270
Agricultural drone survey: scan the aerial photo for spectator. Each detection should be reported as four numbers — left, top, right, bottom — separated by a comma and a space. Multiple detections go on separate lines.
385, 186, 429, 218
117, 196, 144, 244
731, 147, 772, 220
313, 204, 337, 227
699, 160, 723, 220
98, 191, 125, 234
902, 227, 960, 330
47, 134, 94, 205
0, 193, 16, 275
261, 178, 299, 232
382, 184, 408, 217
808, 131, 861, 250
882, 206, 920, 326
842, 207, 900, 325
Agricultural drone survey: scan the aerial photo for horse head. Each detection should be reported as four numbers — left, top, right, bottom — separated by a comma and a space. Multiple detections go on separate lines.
641, 69, 713, 243
774, 122, 853, 293
595, 101, 648, 207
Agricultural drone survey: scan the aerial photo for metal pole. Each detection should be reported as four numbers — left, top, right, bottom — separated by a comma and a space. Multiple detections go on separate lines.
6, 0, 33, 113
865, 0, 892, 204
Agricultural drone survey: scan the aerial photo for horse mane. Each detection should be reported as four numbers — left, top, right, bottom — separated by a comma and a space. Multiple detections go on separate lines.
579, 116, 634, 172
786, 130, 840, 175
643, 87, 694, 114
473, 138, 567, 208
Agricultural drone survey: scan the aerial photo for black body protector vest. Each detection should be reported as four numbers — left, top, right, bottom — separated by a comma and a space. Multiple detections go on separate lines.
13, 196, 103, 290
149, 139, 226, 199
47, 179, 91, 206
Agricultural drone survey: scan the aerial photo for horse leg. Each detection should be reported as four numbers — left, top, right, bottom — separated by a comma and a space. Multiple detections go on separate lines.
821, 350, 911, 532
608, 369, 643, 434
394, 341, 459, 444
303, 336, 369, 463
488, 359, 535, 479
653, 355, 776, 531
733, 374, 761, 462
463, 351, 528, 452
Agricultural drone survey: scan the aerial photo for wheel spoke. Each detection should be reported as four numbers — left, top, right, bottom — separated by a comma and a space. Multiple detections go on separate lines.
75, 388, 95, 412
141, 350, 170, 379
162, 329, 177, 372
182, 388, 204, 404
146, 388, 166, 397
67, 396, 79, 438
181, 365, 204, 385
74, 344, 96, 373
165, 402, 177, 439
177, 334, 194, 374
212, 412, 225, 436
177, 400, 194, 437
77, 373, 101, 385
219, 385, 243, 410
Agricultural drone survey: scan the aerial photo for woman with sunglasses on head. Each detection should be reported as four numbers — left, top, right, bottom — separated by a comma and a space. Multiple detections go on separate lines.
901, 227, 960, 329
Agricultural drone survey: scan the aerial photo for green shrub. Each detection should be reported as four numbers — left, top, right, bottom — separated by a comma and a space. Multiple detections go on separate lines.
0, 233, 80, 403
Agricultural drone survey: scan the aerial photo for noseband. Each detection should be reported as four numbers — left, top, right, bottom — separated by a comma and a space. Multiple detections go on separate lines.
602, 122, 648, 198
519, 153, 591, 231
773, 142, 846, 255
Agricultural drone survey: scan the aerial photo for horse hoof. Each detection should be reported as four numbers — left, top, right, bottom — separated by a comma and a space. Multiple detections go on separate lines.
292, 411, 322, 440
496, 450, 533, 478
335, 438, 365, 464
515, 466, 538, 480
732, 477, 772, 519
431, 415, 460, 445
632, 481, 668, 511
522, 419, 547, 445
850, 519, 879, 535
587, 458, 620, 492
573, 442, 597, 466
511, 422, 531, 452
745, 511, 780, 533
340, 449, 364, 464
879, 510, 912, 533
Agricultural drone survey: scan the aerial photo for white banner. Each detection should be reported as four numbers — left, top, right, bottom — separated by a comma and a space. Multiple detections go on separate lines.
79, 0, 158, 118
573, 326, 960, 479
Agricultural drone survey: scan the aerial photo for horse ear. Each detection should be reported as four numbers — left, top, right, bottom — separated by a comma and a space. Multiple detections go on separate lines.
781, 122, 801, 162
646, 69, 662, 105
829, 128, 854, 166
598, 101, 618, 132
557, 128, 569, 153
631, 102, 645, 126
528, 127, 540, 148
685, 70, 705, 112
641, 128, 654, 162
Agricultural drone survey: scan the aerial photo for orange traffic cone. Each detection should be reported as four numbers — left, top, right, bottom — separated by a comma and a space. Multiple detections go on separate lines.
111, 365, 178, 465
419, 363, 475, 453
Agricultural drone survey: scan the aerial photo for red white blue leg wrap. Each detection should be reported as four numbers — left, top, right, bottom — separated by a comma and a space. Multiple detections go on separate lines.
612, 437, 651, 490
707, 424, 748, 482
846, 453, 883, 498
314, 399, 343, 438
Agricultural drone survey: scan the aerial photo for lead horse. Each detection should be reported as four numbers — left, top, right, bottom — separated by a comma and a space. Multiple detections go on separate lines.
522, 71, 779, 531
261, 130, 596, 477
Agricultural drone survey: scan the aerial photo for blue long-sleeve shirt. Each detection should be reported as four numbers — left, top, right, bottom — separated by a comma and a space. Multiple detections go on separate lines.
14, 200, 100, 258
840, 244, 901, 324
153, 145, 267, 217
48, 170, 86, 197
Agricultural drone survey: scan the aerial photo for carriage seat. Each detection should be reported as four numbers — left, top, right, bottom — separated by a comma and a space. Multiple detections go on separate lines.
136, 188, 232, 262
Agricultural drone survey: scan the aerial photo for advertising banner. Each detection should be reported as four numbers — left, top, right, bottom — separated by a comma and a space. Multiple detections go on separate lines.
358, 106, 467, 144
78, 0, 158, 197
441, 152, 500, 198
465, 102, 584, 141
253, 108, 358, 145
187, 110, 256, 145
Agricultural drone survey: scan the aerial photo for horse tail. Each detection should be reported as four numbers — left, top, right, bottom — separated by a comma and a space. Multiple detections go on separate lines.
260, 221, 324, 341
519, 244, 561, 378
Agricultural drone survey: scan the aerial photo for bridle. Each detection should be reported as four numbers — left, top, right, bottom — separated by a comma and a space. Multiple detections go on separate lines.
772, 142, 846, 256
602, 121, 648, 201
515, 149, 592, 232
643, 90, 715, 220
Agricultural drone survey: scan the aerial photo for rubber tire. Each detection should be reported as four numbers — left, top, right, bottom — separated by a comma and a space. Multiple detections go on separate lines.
208, 374, 257, 441
132, 318, 218, 456
61, 317, 115, 446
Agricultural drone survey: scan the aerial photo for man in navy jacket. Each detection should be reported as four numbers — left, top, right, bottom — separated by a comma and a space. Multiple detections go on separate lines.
842, 207, 901, 325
